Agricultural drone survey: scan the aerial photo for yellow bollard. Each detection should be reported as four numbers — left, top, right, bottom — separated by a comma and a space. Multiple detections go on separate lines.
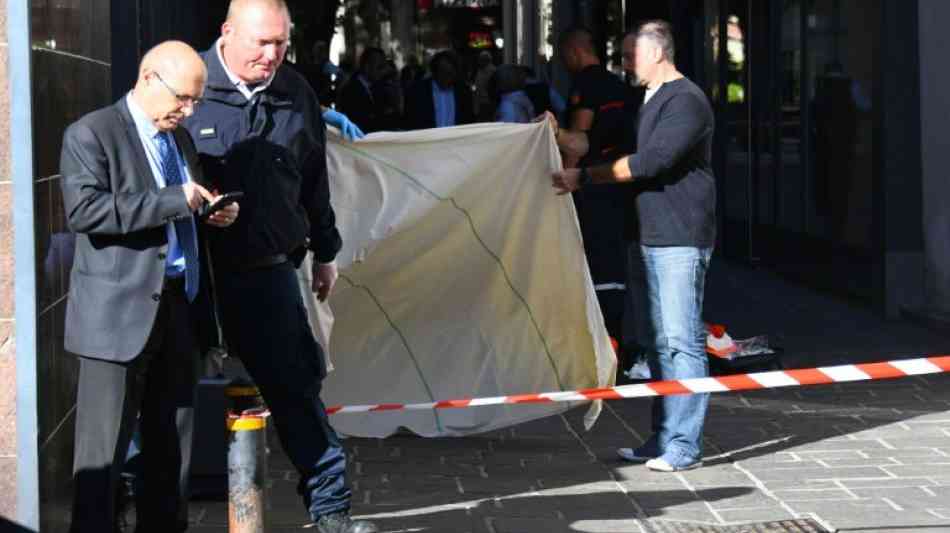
225, 384, 265, 412
227, 408, 269, 533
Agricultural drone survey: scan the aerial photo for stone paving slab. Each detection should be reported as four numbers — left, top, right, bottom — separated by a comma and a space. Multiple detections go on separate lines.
184, 370, 950, 533
702, 490, 779, 511
714, 509, 799, 524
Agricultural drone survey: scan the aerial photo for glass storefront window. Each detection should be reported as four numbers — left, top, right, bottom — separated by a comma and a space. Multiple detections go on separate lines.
604, 0, 625, 74
777, 0, 804, 233
719, 0, 753, 257
705, 0, 721, 103
538, 0, 553, 62
701, 0, 880, 299
806, 0, 878, 251
726, 14, 746, 104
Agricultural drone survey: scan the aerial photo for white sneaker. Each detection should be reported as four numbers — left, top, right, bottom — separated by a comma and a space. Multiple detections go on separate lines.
624, 361, 652, 380
645, 457, 702, 472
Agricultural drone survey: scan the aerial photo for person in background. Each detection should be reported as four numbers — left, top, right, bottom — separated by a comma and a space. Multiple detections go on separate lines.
334, 57, 355, 106
521, 65, 566, 121
184, 0, 377, 531
337, 47, 388, 134
493, 64, 535, 123
552, 20, 716, 473
294, 41, 364, 140
473, 50, 497, 121
404, 50, 474, 130
400, 55, 425, 96
372, 59, 403, 131
301, 40, 338, 107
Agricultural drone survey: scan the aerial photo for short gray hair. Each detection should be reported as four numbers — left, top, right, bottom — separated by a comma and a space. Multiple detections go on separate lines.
632, 20, 675, 63
227, 0, 290, 23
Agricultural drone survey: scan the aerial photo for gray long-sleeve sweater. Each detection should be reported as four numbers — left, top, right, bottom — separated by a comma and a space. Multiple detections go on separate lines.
625, 77, 716, 247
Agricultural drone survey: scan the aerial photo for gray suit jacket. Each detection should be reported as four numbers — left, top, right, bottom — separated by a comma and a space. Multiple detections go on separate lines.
60, 98, 219, 362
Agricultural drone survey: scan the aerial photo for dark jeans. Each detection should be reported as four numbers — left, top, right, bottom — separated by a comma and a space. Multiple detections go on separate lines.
70, 280, 198, 533
216, 261, 350, 520
574, 185, 627, 345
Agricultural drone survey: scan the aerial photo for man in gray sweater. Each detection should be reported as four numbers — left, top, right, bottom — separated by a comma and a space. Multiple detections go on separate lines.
552, 20, 715, 472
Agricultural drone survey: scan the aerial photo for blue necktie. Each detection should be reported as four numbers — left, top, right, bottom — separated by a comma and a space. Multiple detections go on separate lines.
155, 132, 200, 302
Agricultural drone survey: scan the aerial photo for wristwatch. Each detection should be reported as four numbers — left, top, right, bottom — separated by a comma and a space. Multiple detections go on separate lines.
578, 166, 592, 188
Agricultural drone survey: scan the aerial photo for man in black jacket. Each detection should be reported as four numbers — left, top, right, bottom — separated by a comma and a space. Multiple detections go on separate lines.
403, 50, 474, 130
183, 1, 376, 532
61, 40, 238, 533
337, 47, 387, 133
552, 20, 715, 473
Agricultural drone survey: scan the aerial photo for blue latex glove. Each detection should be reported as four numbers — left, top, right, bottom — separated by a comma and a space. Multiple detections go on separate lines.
322, 109, 365, 141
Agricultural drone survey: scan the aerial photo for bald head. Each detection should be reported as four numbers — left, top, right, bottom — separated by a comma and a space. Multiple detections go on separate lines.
559, 28, 595, 54
133, 41, 206, 131
140, 40, 206, 83
226, 0, 290, 23
558, 27, 599, 73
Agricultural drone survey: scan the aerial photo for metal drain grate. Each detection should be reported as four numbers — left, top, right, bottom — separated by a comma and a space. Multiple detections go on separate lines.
643, 519, 832, 533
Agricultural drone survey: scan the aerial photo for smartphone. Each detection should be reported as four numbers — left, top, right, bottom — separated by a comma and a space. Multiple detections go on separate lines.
199, 191, 244, 219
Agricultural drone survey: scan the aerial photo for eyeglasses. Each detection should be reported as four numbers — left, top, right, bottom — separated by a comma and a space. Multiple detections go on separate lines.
153, 72, 202, 109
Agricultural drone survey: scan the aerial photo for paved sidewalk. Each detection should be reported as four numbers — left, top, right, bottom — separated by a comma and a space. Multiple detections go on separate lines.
187, 262, 950, 533
189, 369, 950, 533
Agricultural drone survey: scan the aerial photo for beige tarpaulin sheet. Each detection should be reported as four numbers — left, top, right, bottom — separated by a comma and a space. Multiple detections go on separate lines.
298, 122, 616, 438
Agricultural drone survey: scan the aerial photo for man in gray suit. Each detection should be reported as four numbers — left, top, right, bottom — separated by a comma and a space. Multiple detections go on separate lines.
60, 41, 239, 533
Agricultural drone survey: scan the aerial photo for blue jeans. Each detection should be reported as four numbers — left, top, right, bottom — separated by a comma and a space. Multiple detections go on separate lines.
626, 244, 712, 464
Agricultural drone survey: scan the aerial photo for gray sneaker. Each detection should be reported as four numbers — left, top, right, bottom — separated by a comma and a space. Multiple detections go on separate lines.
314, 511, 379, 533
617, 440, 660, 463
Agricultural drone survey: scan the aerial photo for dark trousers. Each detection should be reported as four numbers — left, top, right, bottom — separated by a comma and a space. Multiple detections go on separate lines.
70, 280, 198, 533
573, 185, 627, 344
216, 261, 350, 521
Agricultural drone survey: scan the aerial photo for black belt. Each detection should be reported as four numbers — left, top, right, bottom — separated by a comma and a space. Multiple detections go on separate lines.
225, 253, 289, 273
163, 275, 186, 292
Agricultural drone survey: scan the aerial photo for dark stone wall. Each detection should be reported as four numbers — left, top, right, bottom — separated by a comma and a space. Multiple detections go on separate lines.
30, 0, 111, 529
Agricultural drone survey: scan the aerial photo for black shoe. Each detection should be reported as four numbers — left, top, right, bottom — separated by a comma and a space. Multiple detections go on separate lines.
313, 511, 378, 533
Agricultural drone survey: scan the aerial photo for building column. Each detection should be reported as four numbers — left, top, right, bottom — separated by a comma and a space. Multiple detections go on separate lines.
871, 0, 927, 320
916, 0, 950, 324
0, 0, 17, 520
502, 0, 541, 72
7, 0, 38, 527
390, 0, 416, 68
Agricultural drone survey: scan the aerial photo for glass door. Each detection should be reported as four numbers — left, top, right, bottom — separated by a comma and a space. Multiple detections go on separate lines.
706, 0, 880, 301
762, 0, 880, 299
716, 0, 752, 260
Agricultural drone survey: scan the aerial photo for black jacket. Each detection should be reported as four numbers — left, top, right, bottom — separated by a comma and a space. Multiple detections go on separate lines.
337, 75, 382, 133
59, 98, 219, 361
524, 82, 552, 116
184, 48, 343, 268
403, 78, 474, 130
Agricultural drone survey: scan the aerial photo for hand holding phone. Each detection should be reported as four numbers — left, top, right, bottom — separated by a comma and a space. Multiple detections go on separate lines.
198, 191, 244, 220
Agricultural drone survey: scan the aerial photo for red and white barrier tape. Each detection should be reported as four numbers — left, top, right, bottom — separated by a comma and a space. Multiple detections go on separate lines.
326, 355, 950, 416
